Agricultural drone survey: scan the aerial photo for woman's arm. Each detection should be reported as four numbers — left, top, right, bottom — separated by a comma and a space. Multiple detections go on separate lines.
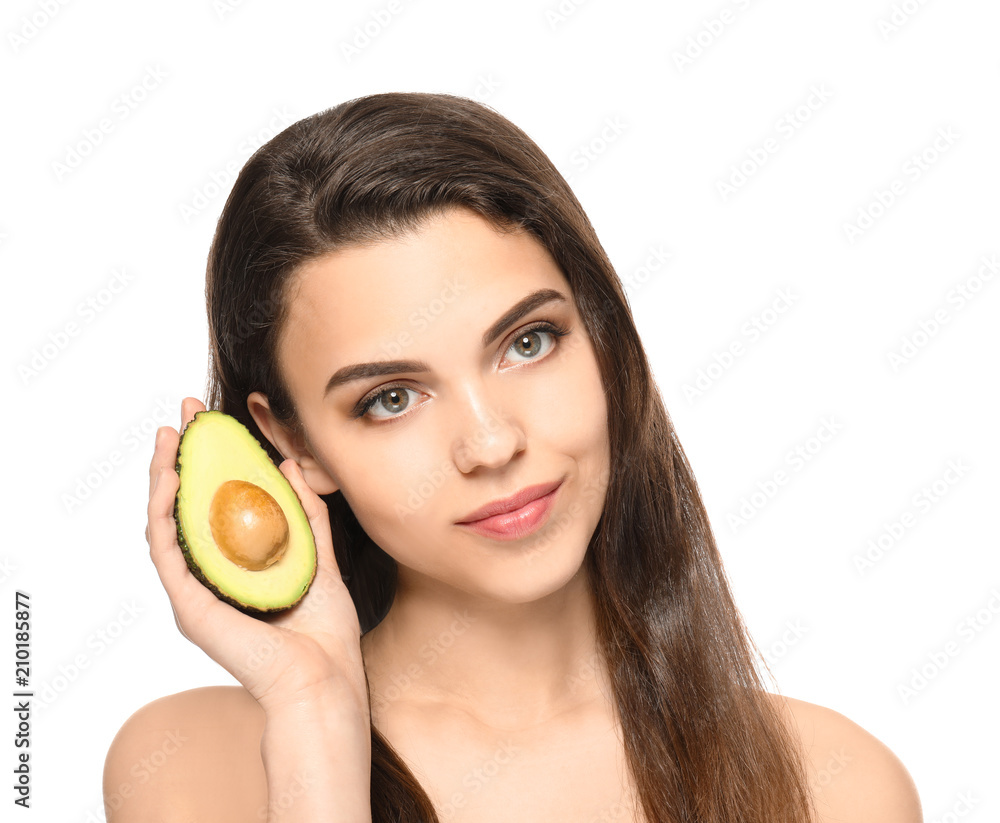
260, 686, 373, 823
104, 396, 375, 821
103, 685, 373, 823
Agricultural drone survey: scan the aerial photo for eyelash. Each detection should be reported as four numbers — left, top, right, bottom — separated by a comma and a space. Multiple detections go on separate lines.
351, 320, 572, 423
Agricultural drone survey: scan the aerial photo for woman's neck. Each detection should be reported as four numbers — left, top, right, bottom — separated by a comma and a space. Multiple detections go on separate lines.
360, 561, 612, 732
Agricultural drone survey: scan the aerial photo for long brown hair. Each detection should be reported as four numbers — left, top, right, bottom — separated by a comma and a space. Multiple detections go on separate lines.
203, 91, 816, 822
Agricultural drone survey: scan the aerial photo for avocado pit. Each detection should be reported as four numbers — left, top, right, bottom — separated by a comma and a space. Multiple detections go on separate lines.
209, 479, 289, 570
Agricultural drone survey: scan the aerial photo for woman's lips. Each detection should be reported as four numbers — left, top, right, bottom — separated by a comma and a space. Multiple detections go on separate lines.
455, 480, 563, 540
455, 478, 564, 524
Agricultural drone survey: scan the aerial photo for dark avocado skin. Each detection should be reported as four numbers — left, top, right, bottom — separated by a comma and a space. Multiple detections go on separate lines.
172, 410, 316, 616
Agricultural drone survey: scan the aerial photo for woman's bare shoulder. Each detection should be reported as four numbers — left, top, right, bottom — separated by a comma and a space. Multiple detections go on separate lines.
767, 692, 923, 823
103, 685, 267, 823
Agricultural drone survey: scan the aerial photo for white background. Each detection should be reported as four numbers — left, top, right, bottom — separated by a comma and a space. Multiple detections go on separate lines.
3, 0, 998, 819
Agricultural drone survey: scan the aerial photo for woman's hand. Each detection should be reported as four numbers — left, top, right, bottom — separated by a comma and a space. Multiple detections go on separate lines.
146, 396, 369, 718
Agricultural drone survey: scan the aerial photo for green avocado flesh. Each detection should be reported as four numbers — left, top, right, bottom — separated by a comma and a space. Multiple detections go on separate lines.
173, 410, 317, 615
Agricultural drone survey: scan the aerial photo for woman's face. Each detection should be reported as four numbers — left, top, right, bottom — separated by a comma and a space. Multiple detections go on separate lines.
261, 206, 610, 604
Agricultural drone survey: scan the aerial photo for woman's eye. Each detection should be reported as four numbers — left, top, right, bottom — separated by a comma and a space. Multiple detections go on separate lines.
502, 320, 571, 366
505, 325, 560, 364
355, 321, 571, 423
357, 385, 419, 421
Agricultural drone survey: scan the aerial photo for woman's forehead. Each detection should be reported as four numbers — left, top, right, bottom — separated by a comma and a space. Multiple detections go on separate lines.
284, 209, 568, 336
276, 208, 574, 390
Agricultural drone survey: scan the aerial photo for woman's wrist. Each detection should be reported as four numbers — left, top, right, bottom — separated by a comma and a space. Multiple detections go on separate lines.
260, 688, 373, 822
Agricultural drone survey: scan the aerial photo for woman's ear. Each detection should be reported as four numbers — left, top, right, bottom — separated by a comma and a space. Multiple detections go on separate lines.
247, 391, 339, 495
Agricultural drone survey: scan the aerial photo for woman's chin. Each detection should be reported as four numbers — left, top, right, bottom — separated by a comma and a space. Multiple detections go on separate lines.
447, 544, 591, 607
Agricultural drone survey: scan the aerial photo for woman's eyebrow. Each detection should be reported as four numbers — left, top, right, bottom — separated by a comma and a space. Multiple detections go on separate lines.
323, 288, 569, 396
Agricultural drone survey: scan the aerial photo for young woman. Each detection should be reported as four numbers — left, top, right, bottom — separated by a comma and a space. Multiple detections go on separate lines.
104, 92, 922, 822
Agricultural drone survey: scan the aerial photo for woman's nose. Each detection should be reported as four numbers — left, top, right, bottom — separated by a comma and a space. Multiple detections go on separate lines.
450, 384, 527, 474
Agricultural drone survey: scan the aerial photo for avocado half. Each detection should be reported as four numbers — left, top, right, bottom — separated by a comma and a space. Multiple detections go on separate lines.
172, 410, 317, 615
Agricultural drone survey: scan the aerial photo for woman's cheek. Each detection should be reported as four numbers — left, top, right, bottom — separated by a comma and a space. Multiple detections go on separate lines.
538, 339, 608, 454
342, 437, 449, 543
